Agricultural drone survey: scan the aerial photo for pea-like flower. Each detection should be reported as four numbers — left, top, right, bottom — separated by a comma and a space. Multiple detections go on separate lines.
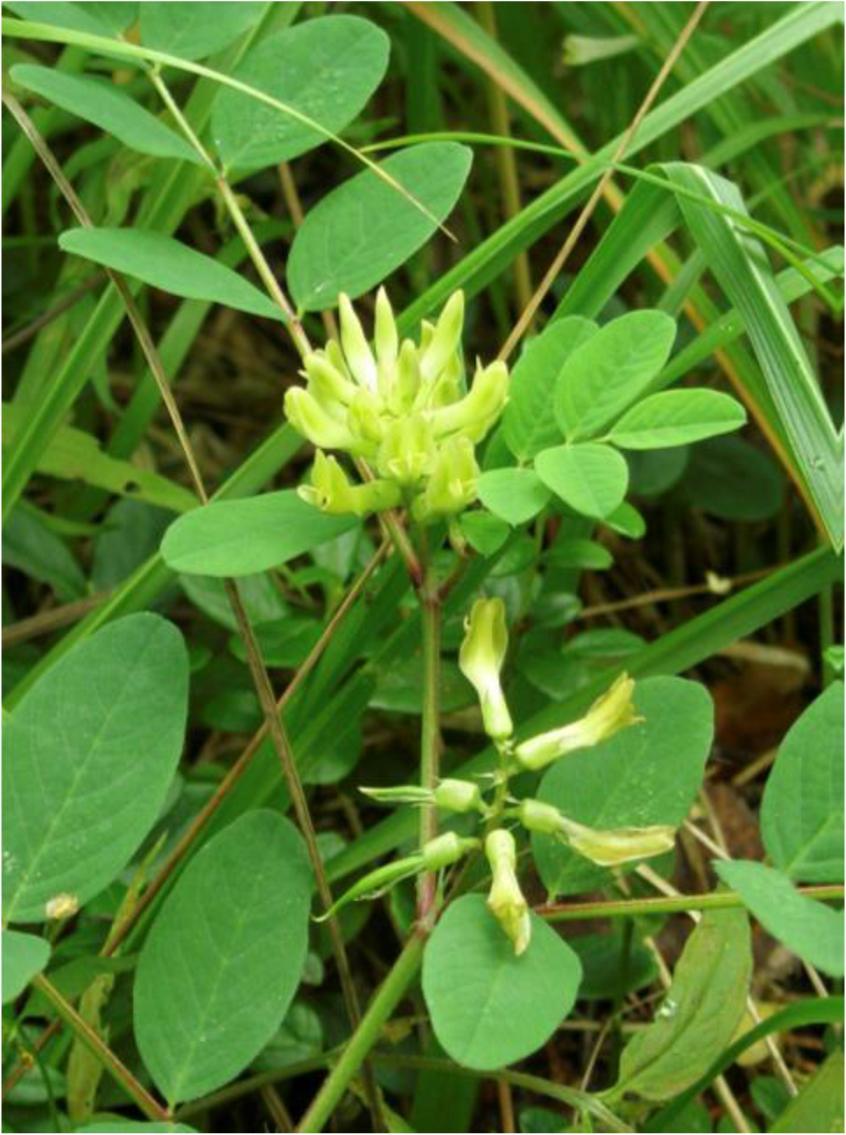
514, 673, 641, 771
458, 597, 514, 742
485, 828, 531, 955
284, 288, 508, 521
517, 798, 676, 867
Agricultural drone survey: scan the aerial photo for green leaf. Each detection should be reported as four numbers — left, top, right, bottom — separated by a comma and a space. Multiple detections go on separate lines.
2, 929, 50, 1003
3, 504, 86, 602
679, 436, 784, 521
652, 996, 844, 1131
554, 311, 676, 441
288, 143, 472, 311
502, 317, 597, 460
603, 501, 646, 539
212, 17, 389, 172
662, 163, 843, 549
545, 538, 613, 571
10, 65, 200, 164
715, 860, 843, 977
459, 511, 511, 555
4, 403, 197, 514
6, 2, 138, 35
613, 907, 752, 1102
533, 677, 713, 897
134, 810, 312, 1104
570, 929, 657, 1001
476, 467, 551, 526
421, 894, 582, 1070
608, 389, 747, 449
760, 682, 844, 883
58, 229, 281, 321
770, 1049, 844, 1134
139, 1, 266, 62
160, 491, 358, 577
535, 443, 629, 519
3, 614, 188, 923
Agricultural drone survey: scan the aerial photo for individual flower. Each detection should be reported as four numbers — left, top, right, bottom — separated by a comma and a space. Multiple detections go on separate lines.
516, 798, 676, 867
360, 778, 485, 815
458, 597, 514, 742
298, 450, 401, 516
316, 832, 478, 922
485, 828, 531, 955
514, 673, 641, 771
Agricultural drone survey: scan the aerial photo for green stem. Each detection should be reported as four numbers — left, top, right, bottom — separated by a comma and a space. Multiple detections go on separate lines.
31, 975, 169, 1122
538, 883, 844, 923
417, 571, 442, 923
296, 934, 425, 1133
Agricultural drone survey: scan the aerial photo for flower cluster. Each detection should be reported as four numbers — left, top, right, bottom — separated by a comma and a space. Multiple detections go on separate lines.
284, 289, 508, 523
329, 599, 677, 956
459, 598, 674, 952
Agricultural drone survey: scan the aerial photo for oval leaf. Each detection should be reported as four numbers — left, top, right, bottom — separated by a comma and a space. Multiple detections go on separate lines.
288, 143, 472, 311
212, 17, 389, 172
715, 859, 844, 977
3, 930, 50, 1003
3, 613, 188, 922
422, 894, 582, 1070
11, 66, 200, 164
160, 490, 358, 576
613, 907, 752, 1102
503, 317, 598, 460
6, 1, 138, 35
535, 443, 628, 519
533, 676, 713, 897
761, 682, 844, 883
477, 467, 551, 526
58, 228, 281, 320
134, 810, 312, 1104
608, 389, 747, 449
140, 2, 267, 62
555, 311, 676, 441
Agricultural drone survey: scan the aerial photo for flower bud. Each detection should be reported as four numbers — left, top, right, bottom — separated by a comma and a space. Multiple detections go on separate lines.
325, 337, 352, 379
556, 816, 676, 867
433, 778, 484, 814
284, 386, 355, 450
388, 338, 422, 413
516, 798, 569, 837
411, 435, 479, 523
458, 597, 513, 742
420, 290, 464, 383
421, 831, 480, 871
339, 292, 377, 390
374, 286, 398, 369
304, 351, 357, 410
299, 450, 400, 517
485, 829, 531, 955
428, 360, 508, 443
514, 674, 640, 771
376, 415, 435, 486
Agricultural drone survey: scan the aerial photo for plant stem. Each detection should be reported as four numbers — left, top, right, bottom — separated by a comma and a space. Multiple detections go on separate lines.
146, 68, 311, 358
537, 883, 844, 923
296, 934, 425, 1133
417, 567, 442, 924
31, 975, 169, 1122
